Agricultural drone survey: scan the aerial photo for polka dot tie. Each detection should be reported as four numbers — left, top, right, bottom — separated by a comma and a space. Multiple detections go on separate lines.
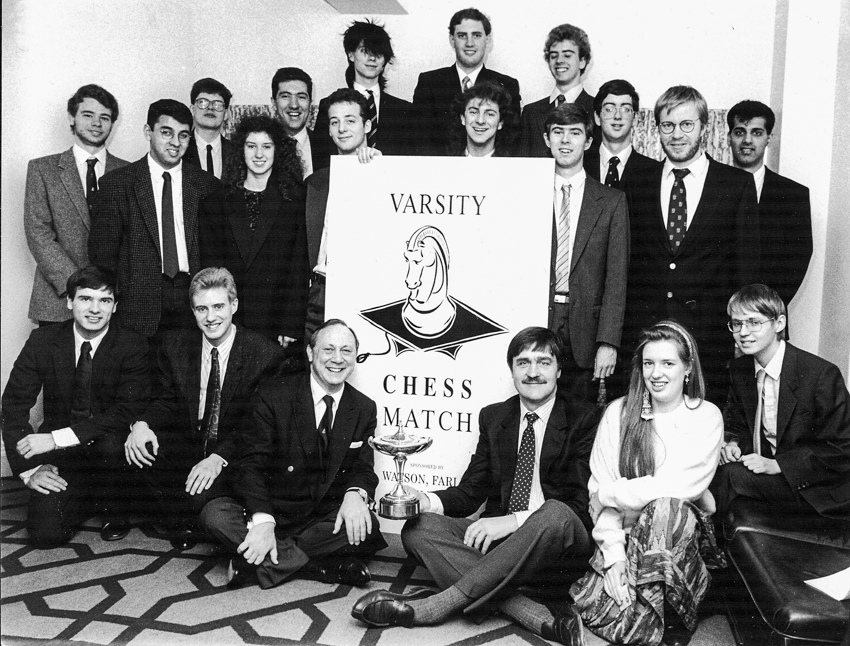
604, 156, 620, 188
508, 412, 538, 513
667, 168, 690, 251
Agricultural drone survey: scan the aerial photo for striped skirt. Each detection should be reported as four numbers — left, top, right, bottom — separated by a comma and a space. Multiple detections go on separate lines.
569, 497, 726, 646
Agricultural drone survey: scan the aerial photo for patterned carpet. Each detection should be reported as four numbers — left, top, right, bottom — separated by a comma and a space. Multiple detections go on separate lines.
0, 477, 737, 646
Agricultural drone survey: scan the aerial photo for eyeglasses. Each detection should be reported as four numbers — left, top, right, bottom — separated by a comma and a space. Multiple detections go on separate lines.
195, 98, 226, 112
727, 317, 775, 332
600, 104, 634, 118
659, 120, 697, 134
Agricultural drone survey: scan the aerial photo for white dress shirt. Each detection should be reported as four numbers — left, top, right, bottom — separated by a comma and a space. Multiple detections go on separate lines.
754, 339, 785, 453
752, 164, 766, 201
553, 169, 586, 285
353, 82, 381, 118
198, 325, 236, 420
72, 144, 107, 193
456, 63, 483, 88
146, 154, 190, 273
292, 128, 313, 179
599, 142, 634, 182
549, 84, 584, 105
660, 151, 709, 229
194, 130, 223, 179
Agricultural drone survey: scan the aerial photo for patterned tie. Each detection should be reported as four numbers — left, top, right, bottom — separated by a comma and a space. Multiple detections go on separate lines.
604, 156, 620, 188
71, 341, 93, 422
508, 412, 539, 513
206, 144, 215, 178
667, 168, 690, 251
318, 394, 334, 468
85, 158, 98, 203
366, 90, 378, 148
753, 369, 766, 456
555, 94, 566, 107
462, 76, 471, 92
555, 184, 571, 293
161, 171, 179, 278
202, 347, 221, 455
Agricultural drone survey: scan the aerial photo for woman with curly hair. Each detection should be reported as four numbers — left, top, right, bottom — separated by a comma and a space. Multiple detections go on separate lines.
200, 115, 309, 348
448, 82, 519, 157
570, 320, 725, 646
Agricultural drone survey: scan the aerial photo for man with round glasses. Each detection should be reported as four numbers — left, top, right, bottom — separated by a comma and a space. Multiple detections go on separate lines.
184, 78, 240, 183
623, 85, 760, 403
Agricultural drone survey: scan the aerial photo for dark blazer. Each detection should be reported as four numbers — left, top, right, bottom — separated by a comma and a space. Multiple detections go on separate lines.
1, 321, 150, 476
312, 89, 415, 169
233, 374, 379, 533
199, 180, 309, 341
624, 155, 760, 396
25, 147, 128, 322
583, 146, 660, 192
519, 89, 595, 158
140, 326, 284, 465
413, 65, 522, 156
548, 177, 630, 368
89, 157, 220, 336
724, 344, 850, 518
182, 133, 240, 185
305, 168, 330, 272
759, 168, 812, 306
435, 395, 598, 533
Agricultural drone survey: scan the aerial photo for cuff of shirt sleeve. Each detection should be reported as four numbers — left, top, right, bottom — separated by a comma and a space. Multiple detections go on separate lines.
602, 544, 627, 569
514, 510, 530, 527
52, 428, 80, 448
247, 512, 276, 530
345, 487, 369, 504
19, 466, 40, 486
209, 453, 228, 468
424, 491, 444, 515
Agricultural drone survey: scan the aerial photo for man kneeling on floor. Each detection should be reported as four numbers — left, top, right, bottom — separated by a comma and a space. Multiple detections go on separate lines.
201, 318, 387, 588
352, 327, 599, 645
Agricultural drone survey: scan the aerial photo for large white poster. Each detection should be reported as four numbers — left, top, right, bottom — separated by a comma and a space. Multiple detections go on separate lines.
326, 156, 553, 531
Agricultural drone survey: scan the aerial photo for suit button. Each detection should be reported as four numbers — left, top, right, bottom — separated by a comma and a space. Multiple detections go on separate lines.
669, 263, 676, 270
667, 292, 673, 299
287, 466, 294, 472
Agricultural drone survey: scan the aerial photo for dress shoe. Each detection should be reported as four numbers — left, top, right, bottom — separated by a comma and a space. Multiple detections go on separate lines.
540, 606, 585, 646
661, 625, 693, 646
309, 557, 371, 586
169, 527, 200, 551
226, 558, 256, 589
351, 588, 437, 627
100, 518, 131, 542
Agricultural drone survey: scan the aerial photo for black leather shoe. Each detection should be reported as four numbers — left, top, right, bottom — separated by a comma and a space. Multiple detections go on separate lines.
226, 558, 256, 589
313, 557, 371, 586
100, 518, 131, 542
351, 588, 437, 627
169, 528, 200, 551
540, 606, 584, 646
661, 625, 693, 646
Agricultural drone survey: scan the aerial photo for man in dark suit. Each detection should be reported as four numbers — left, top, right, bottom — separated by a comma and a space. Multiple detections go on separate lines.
272, 67, 319, 179
520, 24, 595, 158
25, 84, 128, 325
727, 100, 812, 308
200, 319, 387, 589
124, 267, 284, 549
583, 79, 660, 191
182, 77, 240, 184
624, 85, 760, 402
2, 266, 149, 546
711, 284, 850, 521
89, 99, 220, 341
543, 104, 630, 403
313, 19, 414, 168
352, 327, 596, 644
413, 7, 521, 156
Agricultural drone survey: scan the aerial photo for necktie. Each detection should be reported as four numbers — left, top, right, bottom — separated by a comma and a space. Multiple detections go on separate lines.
761, 371, 777, 455
555, 184, 571, 293
555, 94, 566, 107
462, 76, 471, 92
206, 144, 215, 178
753, 369, 766, 456
509, 412, 539, 513
161, 171, 179, 278
202, 347, 221, 455
667, 168, 690, 251
71, 341, 93, 422
604, 156, 620, 188
318, 394, 334, 468
85, 158, 98, 203
366, 90, 378, 148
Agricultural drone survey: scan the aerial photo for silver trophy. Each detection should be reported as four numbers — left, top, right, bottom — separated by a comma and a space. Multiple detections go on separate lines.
368, 425, 434, 519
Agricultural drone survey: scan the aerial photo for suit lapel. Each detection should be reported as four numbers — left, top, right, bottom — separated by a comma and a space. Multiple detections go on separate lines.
320, 384, 358, 492
57, 148, 91, 230
643, 163, 670, 255
776, 345, 799, 445
90, 324, 117, 395
219, 329, 245, 418
497, 403, 521, 506
225, 191, 254, 263
245, 185, 282, 268
52, 323, 77, 412
293, 377, 321, 497
570, 180, 603, 271
677, 156, 720, 258
133, 161, 162, 256
187, 336, 203, 434
539, 399, 567, 478
183, 167, 201, 270
734, 358, 759, 436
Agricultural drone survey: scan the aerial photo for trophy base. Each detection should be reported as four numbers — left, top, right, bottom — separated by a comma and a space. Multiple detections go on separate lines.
378, 497, 420, 519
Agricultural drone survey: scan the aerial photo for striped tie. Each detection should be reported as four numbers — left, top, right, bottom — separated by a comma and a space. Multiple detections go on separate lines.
555, 184, 571, 292
366, 90, 378, 148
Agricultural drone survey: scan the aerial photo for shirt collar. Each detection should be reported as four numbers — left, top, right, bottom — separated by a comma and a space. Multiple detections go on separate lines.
519, 393, 556, 427
755, 339, 786, 380
353, 82, 380, 98
465, 147, 496, 158
195, 130, 222, 151
310, 372, 345, 409
73, 323, 109, 356
456, 63, 483, 86
147, 153, 182, 176
752, 164, 766, 185
549, 84, 583, 105
202, 324, 237, 359
555, 168, 586, 192
73, 143, 107, 167
662, 149, 707, 179
600, 142, 633, 167
291, 127, 309, 148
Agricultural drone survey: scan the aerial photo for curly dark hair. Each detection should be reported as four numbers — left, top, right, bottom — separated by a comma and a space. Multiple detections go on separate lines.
448, 82, 519, 156
224, 115, 304, 201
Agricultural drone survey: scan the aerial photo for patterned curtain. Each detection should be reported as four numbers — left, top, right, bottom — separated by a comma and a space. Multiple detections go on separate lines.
225, 104, 319, 138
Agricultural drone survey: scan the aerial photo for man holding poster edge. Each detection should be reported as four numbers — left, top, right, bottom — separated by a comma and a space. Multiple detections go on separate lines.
352, 327, 597, 645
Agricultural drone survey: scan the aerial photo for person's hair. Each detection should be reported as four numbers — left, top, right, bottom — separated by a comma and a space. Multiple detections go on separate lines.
727, 100, 776, 134
654, 85, 708, 127
343, 19, 395, 91
506, 327, 563, 367
190, 77, 233, 108
544, 103, 593, 136
448, 7, 491, 35
593, 79, 640, 115
189, 266, 237, 303
67, 84, 119, 121
448, 81, 519, 155
224, 114, 303, 200
146, 99, 192, 129
270, 67, 313, 100
727, 283, 787, 340
325, 88, 370, 123
309, 318, 360, 351
66, 265, 117, 300
618, 320, 706, 479
543, 24, 591, 73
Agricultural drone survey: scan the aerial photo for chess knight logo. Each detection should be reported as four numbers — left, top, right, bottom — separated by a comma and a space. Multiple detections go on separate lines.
360, 225, 507, 358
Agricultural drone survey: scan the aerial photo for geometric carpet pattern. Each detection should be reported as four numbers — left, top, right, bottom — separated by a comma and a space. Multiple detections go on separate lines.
1, 477, 736, 646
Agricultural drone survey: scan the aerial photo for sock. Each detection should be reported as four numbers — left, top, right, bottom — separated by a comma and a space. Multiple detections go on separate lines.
408, 585, 470, 625
497, 593, 554, 634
